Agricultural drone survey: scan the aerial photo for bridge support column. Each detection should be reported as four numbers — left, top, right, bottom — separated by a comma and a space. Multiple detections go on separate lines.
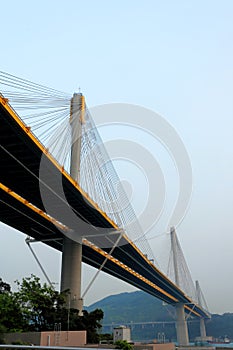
200, 317, 206, 338
61, 238, 83, 312
170, 227, 190, 345
60, 93, 85, 315
176, 302, 189, 346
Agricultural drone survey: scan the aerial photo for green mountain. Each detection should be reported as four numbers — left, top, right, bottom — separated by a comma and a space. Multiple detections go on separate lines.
87, 291, 174, 324
86, 291, 233, 342
86, 291, 176, 341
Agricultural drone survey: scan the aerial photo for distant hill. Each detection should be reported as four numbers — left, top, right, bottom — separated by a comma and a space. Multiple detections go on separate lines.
86, 291, 233, 342
86, 291, 177, 341
86, 290, 174, 324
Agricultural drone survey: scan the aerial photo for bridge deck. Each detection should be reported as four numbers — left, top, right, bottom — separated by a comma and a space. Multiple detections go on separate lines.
0, 96, 209, 319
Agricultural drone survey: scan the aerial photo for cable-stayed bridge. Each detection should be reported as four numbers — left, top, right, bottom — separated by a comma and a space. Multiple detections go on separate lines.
0, 72, 210, 345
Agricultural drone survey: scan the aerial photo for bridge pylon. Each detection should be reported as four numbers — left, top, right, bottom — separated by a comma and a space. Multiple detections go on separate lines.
60, 92, 85, 315
170, 227, 189, 346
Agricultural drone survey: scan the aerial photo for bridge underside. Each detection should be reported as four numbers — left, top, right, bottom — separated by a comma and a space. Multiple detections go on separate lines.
0, 97, 209, 319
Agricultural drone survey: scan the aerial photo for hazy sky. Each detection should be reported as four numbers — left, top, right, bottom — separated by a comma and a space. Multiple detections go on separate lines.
1, 0, 233, 315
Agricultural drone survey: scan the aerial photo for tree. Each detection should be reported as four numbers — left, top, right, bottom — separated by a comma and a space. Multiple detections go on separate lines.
0, 278, 11, 294
115, 340, 133, 350
81, 309, 104, 343
59, 308, 104, 343
14, 274, 66, 331
0, 279, 25, 333
0, 275, 104, 343
99, 333, 113, 342
0, 324, 6, 344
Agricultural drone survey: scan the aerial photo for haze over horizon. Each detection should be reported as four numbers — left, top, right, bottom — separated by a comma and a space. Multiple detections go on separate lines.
1, 0, 233, 315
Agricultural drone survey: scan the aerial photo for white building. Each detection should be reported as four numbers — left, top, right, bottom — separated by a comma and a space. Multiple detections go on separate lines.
113, 326, 131, 343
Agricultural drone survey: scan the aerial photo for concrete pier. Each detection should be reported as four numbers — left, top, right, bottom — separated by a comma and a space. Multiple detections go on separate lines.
60, 93, 85, 315
170, 227, 189, 346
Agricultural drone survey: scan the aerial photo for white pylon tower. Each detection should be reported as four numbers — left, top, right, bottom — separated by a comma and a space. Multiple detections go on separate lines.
196, 280, 207, 339
60, 92, 85, 315
170, 227, 189, 346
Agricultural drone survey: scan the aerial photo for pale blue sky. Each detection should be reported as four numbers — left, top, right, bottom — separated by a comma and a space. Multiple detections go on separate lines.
1, 0, 233, 314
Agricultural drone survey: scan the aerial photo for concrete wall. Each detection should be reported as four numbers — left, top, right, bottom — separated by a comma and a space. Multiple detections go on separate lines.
178, 347, 215, 350
133, 343, 175, 350
4, 330, 86, 347
40, 330, 86, 347
3, 332, 41, 345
